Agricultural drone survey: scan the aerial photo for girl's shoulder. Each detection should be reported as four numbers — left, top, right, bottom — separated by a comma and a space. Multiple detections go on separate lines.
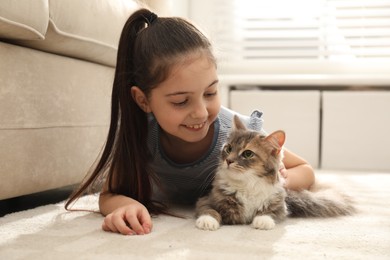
218, 106, 264, 132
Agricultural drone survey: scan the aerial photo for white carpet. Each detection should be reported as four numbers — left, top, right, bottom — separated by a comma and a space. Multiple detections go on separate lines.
1, 170, 389, 260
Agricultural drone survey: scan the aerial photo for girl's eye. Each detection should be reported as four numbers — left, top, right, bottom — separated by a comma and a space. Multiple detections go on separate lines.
172, 99, 188, 106
242, 150, 254, 159
205, 91, 217, 98
224, 144, 232, 154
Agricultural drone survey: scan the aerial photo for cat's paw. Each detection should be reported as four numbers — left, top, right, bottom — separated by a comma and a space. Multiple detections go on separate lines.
195, 215, 220, 231
251, 215, 275, 230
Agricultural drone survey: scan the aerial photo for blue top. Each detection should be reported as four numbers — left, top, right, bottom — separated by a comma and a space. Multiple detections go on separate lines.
147, 106, 264, 204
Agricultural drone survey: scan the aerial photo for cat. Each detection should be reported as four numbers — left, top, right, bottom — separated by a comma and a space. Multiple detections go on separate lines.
195, 115, 355, 231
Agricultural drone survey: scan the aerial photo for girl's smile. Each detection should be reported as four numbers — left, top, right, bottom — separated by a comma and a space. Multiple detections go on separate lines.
183, 121, 207, 130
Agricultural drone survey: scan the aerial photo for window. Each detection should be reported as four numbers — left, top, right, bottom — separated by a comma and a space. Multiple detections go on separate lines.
190, 0, 390, 79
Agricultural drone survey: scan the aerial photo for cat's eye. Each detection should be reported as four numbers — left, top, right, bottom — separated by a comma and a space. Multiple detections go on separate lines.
224, 144, 232, 154
241, 150, 254, 159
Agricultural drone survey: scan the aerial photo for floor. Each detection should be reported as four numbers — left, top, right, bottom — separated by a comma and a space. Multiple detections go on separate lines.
0, 185, 76, 217
2, 172, 389, 259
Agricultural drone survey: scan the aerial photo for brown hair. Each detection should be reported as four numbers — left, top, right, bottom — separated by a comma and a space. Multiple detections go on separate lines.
65, 9, 215, 214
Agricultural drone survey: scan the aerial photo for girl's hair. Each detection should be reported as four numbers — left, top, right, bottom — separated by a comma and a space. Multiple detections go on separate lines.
65, 8, 215, 214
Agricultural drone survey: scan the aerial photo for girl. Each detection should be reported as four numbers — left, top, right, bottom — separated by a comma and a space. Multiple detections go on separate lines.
65, 9, 315, 236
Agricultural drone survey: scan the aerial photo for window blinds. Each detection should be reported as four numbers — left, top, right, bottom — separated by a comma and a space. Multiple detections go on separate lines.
190, 0, 390, 69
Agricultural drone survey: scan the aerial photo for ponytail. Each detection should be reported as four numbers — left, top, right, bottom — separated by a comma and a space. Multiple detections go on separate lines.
66, 9, 162, 213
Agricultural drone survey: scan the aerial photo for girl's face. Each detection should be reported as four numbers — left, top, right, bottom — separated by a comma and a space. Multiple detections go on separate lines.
147, 53, 220, 143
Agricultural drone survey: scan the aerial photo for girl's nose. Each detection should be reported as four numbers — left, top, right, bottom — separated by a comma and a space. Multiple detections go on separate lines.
191, 101, 208, 119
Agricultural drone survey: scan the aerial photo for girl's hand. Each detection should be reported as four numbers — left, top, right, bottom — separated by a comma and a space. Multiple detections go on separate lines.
279, 163, 288, 187
280, 149, 315, 191
101, 203, 152, 235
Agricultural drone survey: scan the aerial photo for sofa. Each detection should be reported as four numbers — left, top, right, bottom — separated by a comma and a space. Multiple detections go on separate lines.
0, 0, 171, 200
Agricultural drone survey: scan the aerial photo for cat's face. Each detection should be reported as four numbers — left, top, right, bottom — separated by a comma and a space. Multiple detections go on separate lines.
219, 116, 285, 183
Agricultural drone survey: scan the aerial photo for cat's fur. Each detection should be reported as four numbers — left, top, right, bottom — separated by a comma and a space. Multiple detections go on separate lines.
195, 115, 355, 231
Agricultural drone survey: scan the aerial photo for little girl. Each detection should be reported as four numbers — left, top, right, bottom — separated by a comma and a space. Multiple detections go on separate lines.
65, 9, 315, 236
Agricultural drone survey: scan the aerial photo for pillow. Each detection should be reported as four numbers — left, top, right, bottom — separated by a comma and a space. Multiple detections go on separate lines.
15, 0, 141, 67
0, 0, 49, 40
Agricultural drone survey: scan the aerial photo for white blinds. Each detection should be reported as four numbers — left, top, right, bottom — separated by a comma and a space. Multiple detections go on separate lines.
190, 0, 390, 75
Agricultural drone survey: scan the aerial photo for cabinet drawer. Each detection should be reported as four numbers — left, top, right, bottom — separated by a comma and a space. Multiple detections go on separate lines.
322, 91, 390, 171
230, 90, 321, 168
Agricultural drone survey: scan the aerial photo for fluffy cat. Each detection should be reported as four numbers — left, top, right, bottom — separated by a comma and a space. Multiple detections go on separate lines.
195, 115, 355, 231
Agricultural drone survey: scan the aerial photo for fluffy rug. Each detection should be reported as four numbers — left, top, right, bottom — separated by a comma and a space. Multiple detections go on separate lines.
1, 170, 389, 260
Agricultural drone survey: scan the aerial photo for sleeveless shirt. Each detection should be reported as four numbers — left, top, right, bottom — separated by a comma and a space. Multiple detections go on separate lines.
147, 106, 264, 204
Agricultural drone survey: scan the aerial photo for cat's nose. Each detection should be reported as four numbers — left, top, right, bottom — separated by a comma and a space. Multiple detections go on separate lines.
226, 159, 233, 166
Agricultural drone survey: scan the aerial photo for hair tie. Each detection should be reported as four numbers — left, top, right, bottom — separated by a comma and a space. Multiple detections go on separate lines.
147, 12, 158, 25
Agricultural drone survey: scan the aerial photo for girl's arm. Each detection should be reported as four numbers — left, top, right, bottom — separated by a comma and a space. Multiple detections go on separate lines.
99, 185, 153, 235
280, 148, 315, 191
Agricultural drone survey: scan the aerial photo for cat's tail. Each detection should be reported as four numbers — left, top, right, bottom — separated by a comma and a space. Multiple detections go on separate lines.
286, 188, 356, 218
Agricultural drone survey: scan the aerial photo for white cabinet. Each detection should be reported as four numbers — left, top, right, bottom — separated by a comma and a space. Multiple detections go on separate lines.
229, 89, 390, 171
230, 90, 321, 168
322, 91, 390, 171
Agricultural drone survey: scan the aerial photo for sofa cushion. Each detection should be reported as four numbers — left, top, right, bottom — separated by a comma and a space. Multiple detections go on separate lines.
0, 0, 49, 40
14, 0, 140, 67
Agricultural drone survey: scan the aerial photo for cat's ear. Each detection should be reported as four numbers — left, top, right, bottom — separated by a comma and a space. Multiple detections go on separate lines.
265, 130, 286, 155
233, 115, 246, 130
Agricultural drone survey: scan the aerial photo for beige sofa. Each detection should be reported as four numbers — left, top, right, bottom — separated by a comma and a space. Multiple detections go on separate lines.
0, 0, 170, 200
